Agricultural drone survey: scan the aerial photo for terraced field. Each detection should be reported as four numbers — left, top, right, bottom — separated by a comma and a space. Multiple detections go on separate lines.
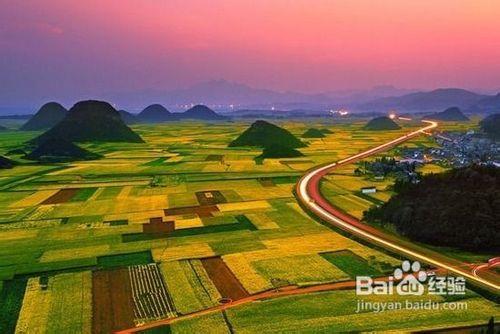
0, 119, 497, 333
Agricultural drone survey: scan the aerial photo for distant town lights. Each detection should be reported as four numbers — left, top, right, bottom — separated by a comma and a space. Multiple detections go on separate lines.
330, 109, 349, 116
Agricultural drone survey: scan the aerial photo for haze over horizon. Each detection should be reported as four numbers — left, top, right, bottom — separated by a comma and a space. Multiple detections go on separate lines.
1, 0, 500, 111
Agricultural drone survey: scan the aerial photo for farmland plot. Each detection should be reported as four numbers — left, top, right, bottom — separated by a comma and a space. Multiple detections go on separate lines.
92, 269, 135, 333
201, 257, 249, 301
129, 264, 177, 322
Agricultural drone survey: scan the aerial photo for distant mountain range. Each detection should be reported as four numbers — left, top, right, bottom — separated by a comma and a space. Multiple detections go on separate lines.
2, 80, 500, 117
466, 93, 500, 114
104, 81, 500, 115
358, 88, 487, 113
104, 80, 333, 111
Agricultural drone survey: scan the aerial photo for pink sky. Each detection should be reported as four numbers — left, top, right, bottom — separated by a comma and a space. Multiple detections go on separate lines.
1, 0, 500, 105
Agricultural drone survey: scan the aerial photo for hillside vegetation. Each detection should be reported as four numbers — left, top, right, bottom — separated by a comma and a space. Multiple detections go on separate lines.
480, 113, 500, 140
302, 128, 326, 138
364, 166, 499, 251
26, 139, 101, 162
258, 145, 304, 159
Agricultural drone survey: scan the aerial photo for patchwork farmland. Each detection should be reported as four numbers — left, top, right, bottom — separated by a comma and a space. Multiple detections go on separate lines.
0, 120, 498, 333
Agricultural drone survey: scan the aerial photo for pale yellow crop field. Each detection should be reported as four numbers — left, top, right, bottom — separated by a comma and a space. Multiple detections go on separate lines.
222, 253, 273, 293
152, 243, 215, 262
253, 254, 350, 285
160, 260, 219, 315
40, 244, 110, 262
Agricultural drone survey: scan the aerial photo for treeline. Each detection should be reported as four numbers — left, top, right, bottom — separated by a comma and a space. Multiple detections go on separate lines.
360, 157, 418, 176
364, 165, 499, 251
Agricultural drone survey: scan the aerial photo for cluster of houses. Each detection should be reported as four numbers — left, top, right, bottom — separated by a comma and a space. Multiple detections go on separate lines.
358, 131, 499, 194
400, 131, 500, 168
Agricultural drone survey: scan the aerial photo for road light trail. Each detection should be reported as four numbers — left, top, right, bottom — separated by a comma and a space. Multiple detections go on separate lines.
296, 119, 500, 294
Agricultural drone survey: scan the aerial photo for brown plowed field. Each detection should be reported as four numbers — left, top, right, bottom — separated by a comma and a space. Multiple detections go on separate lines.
201, 257, 249, 301
143, 217, 175, 234
164, 205, 219, 218
41, 188, 79, 204
92, 269, 135, 333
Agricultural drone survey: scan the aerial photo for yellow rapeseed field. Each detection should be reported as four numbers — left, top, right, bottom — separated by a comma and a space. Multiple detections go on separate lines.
15, 278, 52, 334
16, 272, 92, 334
39, 244, 110, 262
217, 200, 271, 212
10, 190, 59, 208
152, 243, 215, 262
222, 253, 273, 293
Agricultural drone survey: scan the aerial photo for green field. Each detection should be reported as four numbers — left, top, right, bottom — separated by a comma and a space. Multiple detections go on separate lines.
0, 119, 497, 333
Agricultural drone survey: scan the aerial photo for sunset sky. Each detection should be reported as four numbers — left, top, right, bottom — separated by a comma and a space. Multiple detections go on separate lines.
1, 0, 500, 108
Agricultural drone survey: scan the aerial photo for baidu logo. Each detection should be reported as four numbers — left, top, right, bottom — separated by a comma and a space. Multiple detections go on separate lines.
356, 260, 440, 296
356, 260, 466, 296
355, 260, 468, 313
393, 260, 427, 295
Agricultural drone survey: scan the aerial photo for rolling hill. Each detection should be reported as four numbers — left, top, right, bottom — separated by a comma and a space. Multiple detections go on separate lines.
229, 120, 306, 148
33, 100, 144, 144
363, 116, 401, 130
425, 107, 469, 121
138, 104, 174, 123
20, 102, 67, 131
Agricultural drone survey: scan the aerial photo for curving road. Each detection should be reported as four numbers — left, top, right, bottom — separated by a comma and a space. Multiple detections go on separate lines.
295, 119, 500, 294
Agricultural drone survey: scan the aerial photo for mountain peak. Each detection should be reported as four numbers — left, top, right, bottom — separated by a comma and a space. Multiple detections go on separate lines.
138, 104, 172, 122
20, 102, 67, 131
229, 120, 306, 148
33, 100, 144, 144
364, 116, 401, 130
182, 104, 226, 120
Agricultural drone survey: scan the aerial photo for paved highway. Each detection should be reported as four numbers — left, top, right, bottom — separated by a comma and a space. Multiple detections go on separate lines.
295, 119, 500, 294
